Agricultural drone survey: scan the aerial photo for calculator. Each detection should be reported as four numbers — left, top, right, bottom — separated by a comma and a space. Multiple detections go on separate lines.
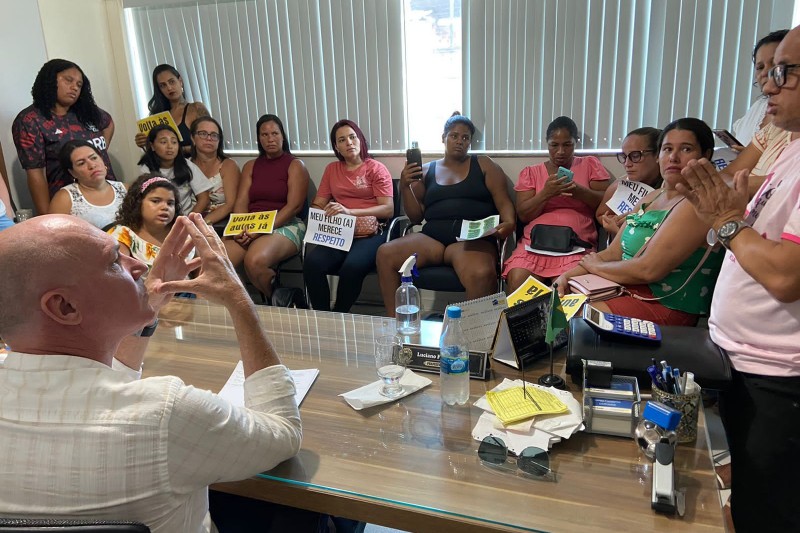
582, 305, 662, 344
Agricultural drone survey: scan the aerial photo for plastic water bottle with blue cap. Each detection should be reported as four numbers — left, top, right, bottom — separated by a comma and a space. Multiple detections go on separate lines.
395, 253, 421, 335
440, 305, 469, 405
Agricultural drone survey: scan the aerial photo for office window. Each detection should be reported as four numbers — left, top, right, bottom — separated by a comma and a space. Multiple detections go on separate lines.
125, 0, 406, 153
464, 0, 792, 150
404, 0, 463, 150
125, 0, 793, 153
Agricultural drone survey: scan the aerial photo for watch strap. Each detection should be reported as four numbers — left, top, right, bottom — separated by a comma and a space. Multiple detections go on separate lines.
718, 220, 749, 249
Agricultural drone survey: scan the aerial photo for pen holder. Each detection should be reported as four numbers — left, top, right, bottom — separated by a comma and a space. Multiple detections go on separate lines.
650, 387, 700, 443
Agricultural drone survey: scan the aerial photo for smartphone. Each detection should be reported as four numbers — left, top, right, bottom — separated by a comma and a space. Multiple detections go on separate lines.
406, 143, 423, 178
557, 166, 574, 183
712, 129, 743, 148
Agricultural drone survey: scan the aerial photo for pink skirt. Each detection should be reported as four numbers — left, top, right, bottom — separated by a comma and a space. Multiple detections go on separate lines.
502, 243, 588, 279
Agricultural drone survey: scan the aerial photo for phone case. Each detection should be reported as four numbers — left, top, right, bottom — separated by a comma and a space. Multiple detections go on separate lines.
557, 166, 574, 182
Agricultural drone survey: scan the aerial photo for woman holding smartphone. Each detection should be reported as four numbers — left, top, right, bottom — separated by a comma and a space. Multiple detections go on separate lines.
503, 116, 610, 292
376, 112, 515, 314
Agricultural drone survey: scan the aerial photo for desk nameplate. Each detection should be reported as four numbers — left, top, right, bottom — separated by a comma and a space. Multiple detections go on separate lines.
400, 343, 490, 380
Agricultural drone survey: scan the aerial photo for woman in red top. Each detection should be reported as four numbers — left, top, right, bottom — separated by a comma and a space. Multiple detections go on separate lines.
303, 119, 393, 312
224, 114, 309, 301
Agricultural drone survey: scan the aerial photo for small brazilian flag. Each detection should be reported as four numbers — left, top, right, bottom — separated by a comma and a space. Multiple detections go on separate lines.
545, 288, 569, 344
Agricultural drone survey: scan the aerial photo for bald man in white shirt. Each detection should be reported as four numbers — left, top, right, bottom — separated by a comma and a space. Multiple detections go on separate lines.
0, 213, 302, 533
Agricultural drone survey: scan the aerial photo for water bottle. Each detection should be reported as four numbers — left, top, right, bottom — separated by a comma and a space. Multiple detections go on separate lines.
439, 305, 469, 405
395, 254, 420, 335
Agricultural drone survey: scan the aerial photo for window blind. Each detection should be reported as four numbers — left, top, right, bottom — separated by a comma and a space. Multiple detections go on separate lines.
126, 0, 406, 153
463, 0, 792, 151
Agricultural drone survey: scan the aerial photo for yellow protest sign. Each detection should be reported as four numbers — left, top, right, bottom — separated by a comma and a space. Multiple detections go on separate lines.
507, 275, 552, 306
560, 294, 588, 321
136, 111, 183, 142
223, 211, 278, 237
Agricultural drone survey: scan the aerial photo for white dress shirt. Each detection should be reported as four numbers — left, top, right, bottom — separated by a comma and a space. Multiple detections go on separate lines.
0, 352, 301, 533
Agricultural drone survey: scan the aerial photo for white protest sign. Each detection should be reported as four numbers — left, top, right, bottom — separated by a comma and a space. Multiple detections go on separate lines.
303, 207, 356, 251
711, 147, 738, 172
605, 180, 655, 215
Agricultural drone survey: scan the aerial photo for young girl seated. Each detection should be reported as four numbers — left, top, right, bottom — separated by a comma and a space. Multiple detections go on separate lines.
138, 125, 213, 215
107, 173, 183, 268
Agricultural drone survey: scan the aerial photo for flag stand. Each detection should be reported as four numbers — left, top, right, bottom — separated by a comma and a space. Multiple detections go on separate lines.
538, 283, 567, 390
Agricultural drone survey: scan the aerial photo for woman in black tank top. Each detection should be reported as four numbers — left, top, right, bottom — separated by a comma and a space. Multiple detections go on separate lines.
134, 64, 210, 156
376, 113, 516, 314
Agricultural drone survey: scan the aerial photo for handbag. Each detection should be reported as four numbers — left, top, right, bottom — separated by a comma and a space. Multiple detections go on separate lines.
567, 274, 624, 302
530, 224, 592, 253
567, 196, 717, 303
354, 216, 380, 238
566, 318, 731, 390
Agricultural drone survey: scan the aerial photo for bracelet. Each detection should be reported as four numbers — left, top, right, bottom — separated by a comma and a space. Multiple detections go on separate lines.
134, 318, 159, 338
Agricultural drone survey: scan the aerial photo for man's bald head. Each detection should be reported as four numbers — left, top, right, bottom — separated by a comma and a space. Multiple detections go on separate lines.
0, 216, 107, 336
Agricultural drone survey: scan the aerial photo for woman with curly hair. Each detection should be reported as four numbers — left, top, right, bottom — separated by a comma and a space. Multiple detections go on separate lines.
107, 173, 183, 269
134, 64, 210, 156
12, 59, 116, 216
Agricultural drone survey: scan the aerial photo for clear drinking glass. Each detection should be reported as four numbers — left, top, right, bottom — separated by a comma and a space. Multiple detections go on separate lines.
375, 334, 405, 398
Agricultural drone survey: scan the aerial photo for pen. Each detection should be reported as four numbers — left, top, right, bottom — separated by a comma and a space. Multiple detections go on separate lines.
672, 368, 681, 395
647, 365, 666, 391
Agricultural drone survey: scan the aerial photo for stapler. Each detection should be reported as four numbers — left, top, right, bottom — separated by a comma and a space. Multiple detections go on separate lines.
651, 439, 685, 516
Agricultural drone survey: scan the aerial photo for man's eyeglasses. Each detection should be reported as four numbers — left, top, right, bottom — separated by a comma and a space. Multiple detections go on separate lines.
195, 131, 220, 141
478, 435, 555, 481
616, 150, 654, 164
768, 64, 800, 88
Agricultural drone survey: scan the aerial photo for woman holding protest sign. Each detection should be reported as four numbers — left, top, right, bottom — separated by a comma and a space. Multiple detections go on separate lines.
595, 127, 662, 239
303, 119, 393, 312
224, 114, 309, 301
134, 64, 210, 155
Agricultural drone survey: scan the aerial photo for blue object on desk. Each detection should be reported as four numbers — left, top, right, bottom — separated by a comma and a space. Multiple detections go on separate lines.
642, 401, 681, 431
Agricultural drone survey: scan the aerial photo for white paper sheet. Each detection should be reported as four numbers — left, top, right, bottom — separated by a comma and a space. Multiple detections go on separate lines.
218, 361, 319, 407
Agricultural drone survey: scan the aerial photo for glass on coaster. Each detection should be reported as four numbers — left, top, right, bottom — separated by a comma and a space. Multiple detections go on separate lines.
374, 334, 405, 398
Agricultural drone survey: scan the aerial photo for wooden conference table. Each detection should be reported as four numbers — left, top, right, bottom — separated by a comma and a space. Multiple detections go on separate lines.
143, 299, 725, 533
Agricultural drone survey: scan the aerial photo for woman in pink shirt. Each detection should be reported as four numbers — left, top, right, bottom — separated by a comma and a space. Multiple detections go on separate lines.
303, 119, 393, 312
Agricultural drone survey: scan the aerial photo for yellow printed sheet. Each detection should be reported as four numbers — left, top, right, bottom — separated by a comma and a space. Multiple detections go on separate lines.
506, 275, 587, 320
486, 386, 568, 425
136, 111, 183, 142
223, 211, 278, 236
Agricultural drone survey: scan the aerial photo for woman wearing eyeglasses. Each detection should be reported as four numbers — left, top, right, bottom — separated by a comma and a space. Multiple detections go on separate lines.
224, 114, 310, 302
596, 127, 662, 239
502, 116, 610, 293
189, 116, 241, 225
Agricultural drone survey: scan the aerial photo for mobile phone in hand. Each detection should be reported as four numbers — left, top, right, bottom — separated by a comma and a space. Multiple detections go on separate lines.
406, 144, 422, 169
557, 166, 574, 183
712, 129, 743, 148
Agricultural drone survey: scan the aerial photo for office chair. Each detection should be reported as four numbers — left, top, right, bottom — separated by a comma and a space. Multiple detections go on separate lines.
400, 223, 513, 294
0, 518, 150, 532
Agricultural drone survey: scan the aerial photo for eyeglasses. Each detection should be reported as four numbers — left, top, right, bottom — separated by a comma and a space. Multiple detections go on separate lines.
616, 150, 654, 164
195, 131, 220, 141
767, 64, 800, 88
478, 436, 555, 481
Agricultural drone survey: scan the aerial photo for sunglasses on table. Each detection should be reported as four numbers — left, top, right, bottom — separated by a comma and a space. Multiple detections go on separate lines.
616, 150, 654, 164
478, 435, 556, 481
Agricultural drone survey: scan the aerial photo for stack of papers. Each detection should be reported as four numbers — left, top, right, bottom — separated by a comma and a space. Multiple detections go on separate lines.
472, 379, 584, 453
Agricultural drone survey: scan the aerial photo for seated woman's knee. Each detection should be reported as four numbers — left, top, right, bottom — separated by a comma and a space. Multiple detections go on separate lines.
458, 259, 497, 287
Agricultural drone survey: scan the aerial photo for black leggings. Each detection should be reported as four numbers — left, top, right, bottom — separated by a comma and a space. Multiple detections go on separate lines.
303, 233, 385, 312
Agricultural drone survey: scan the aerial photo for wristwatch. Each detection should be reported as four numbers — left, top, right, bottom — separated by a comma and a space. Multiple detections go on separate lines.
715, 220, 749, 249
134, 318, 159, 338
